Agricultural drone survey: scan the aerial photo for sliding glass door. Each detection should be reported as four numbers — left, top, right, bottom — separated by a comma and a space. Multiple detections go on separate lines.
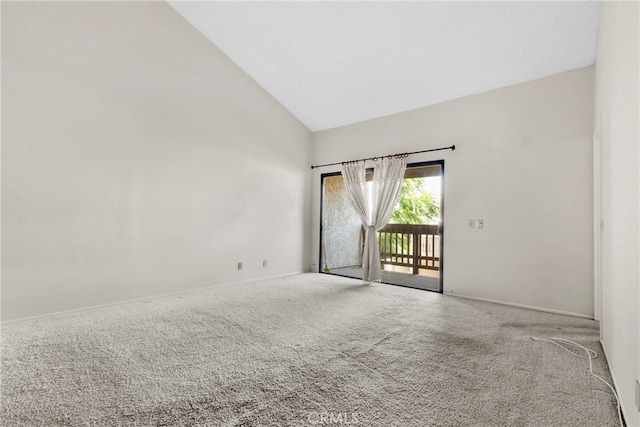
320, 161, 444, 292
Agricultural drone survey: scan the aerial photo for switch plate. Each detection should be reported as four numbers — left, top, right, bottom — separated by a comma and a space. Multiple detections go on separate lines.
468, 219, 475, 228
476, 220, 484, 229
263, 260, 267, 268
237, 262, 243, 270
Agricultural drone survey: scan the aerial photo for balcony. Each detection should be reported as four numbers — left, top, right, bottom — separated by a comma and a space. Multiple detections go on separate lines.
329, 223, 441, 291
378, 223, 440, 274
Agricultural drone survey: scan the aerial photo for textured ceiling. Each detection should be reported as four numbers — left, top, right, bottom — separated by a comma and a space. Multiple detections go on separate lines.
168, 1, 600, 132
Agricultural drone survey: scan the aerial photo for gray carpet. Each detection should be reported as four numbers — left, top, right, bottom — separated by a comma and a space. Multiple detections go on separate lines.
0, 273, 619, 426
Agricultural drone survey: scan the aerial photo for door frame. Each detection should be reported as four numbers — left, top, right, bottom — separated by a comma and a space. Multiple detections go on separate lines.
593, 114, 602, 323
405, 160, 445, 293
319, 159, 445, 294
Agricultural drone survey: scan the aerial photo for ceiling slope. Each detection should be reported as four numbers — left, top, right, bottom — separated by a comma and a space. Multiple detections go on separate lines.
168, 1, 600, 131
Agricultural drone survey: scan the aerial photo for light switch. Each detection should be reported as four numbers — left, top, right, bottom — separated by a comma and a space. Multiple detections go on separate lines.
476, 220, 484, 229
468, 219, 475, 228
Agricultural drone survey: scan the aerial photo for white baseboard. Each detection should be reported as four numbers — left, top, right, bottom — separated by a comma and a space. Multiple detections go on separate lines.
599, 339, 631, 426
1, 271, 304, 326
444, 291, 594, 320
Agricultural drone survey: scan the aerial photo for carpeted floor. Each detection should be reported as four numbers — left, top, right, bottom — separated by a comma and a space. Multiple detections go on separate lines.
0, 273, 620, 426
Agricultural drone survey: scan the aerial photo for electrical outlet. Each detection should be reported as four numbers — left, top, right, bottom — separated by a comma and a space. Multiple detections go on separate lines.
468, 219, 475, 228
263, 260, 267, 268
237, 262, 242, 270
476, 219, 484, 229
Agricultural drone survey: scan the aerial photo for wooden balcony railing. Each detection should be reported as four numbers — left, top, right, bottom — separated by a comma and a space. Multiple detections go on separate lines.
378, 224, 440, 274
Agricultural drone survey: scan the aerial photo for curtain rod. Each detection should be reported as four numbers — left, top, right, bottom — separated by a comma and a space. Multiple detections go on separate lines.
310, 145, 455, 170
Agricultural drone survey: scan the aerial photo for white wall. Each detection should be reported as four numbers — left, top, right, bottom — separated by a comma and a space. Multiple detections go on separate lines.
1, 2, 312, 321
312, 68, 595, 317
595, 1, 640, 425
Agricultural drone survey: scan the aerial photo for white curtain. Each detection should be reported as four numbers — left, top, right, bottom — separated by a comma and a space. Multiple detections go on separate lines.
342, 156, 407, 283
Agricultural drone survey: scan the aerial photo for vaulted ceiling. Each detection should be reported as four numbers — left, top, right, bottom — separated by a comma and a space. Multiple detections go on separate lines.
168, 1, 600, 132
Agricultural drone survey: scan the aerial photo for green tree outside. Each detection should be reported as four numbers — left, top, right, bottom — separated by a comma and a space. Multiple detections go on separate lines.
389, 178, 440, 225
382, 178, 440, 256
